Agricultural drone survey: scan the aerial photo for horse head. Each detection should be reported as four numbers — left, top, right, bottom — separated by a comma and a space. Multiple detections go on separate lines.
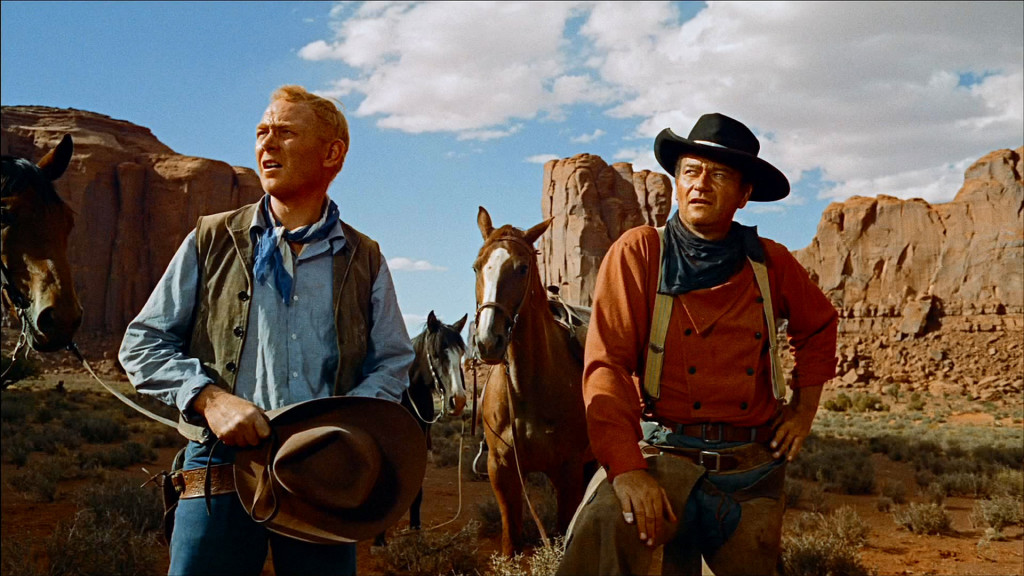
422, 310, 468, 416
0, 134, 83, 352
472, 206, 551, 363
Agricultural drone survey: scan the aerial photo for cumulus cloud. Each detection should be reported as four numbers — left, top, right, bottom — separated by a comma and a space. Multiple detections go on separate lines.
572, 129, 605, 143
303, 1, 1023, 202
388, 257, 447, 272
525, 154, 559, 164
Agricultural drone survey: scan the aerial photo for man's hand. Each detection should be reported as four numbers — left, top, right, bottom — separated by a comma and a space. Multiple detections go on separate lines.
611, 469, 677, 547
770, 385, 823, 461
192, 385, 271, 447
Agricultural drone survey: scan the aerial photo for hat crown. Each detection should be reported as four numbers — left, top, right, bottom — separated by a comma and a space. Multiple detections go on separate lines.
273, 426, 381, 510
687, 113, 760, 156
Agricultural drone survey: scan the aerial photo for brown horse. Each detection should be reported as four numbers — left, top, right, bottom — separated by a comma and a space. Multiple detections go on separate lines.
1, 134, 82, 359
473, 206, 590, 555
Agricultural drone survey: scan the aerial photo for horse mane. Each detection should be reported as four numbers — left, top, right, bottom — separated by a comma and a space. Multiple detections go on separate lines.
412, 321, 467, 359
1, 155, 67, 207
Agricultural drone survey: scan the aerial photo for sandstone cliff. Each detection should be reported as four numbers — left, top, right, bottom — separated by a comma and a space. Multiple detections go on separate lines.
794, 147, 1023, 335
1, 106, 263, 334
538, 153, 672, 306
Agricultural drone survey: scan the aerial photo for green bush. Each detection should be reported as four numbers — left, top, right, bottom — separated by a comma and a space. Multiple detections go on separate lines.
789, 436, 875, 495
971, 496, 1024, 532
936, 471, 992, 498
851, 393, 888, 413
907, 392, 925, 411
893, 503, 952, 535
880, 481, 907, 504
823, 393, 852, 412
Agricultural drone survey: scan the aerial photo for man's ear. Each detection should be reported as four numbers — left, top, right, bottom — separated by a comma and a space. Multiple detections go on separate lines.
324, 140, 347, 170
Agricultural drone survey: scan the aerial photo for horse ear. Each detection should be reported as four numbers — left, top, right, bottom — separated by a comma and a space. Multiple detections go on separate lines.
427, 310, 440, 332
452, 313, 468, 334
523, 218, 552, 245
38, 134, 74, 182
477, 206, 494, 240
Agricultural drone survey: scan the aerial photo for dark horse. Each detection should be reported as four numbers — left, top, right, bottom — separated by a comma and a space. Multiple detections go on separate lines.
374, 310, 468, 545
1, 135, 82, 365
473, 207, 590, 555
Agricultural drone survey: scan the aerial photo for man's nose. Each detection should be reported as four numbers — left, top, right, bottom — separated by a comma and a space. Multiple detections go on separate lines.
694, 170, 713, 190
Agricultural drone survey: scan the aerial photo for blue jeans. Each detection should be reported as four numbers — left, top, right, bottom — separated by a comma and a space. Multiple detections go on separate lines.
168, 441, 357, 576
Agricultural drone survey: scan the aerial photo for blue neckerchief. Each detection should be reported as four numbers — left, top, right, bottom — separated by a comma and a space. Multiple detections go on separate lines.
253, 196, 340, 304
660, 212, 763, 295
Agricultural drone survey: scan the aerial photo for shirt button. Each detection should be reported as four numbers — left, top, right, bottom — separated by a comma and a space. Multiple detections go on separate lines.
291, 334, 298, 340
756, 296, 764, 303
688, 366, 697, 375
755, 332, 762, 339
693, 401, 701, 410
237, 291, 249, 302
233, 326, 244, 338
292, 371, 299, 378
292, 295, 299, 302
746, 367, 755, 376
226, 362, 237, 373
740, 402, 749, 410
684, 328, 693, 336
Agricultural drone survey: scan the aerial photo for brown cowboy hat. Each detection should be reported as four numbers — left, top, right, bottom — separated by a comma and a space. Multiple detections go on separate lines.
654, 113, 790, 202
233, 396, 427, 544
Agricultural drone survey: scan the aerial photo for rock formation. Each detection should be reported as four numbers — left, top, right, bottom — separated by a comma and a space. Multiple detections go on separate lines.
794, 147, 1023, 336
1, 106, 263, 334
538, 153, 672, 306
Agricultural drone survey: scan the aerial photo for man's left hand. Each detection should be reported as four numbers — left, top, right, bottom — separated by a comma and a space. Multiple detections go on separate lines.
769, 385, 823, 461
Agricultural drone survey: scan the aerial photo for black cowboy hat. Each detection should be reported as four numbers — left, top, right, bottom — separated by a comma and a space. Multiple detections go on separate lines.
654, 113, 790, 202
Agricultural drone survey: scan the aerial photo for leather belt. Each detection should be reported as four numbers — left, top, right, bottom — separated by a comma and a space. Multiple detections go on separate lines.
654, 420, 775, 444
178, 465, 236, 499
642, 442, 776, 473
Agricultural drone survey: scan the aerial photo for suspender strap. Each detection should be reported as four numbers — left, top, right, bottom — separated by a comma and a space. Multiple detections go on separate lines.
750, 259, 787, 401
642, 227, 673, 404
641, 228, 786, 408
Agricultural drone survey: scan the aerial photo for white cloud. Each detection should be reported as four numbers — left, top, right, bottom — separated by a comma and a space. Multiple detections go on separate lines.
571, 129, 605, 143
525, 154, 559, 164
388, 257, 447, 272
304, 1, 1023, 201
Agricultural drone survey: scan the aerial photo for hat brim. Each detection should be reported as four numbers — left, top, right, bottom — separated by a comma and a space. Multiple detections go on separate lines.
234, 396, 427, 544
654, 128, 790, 202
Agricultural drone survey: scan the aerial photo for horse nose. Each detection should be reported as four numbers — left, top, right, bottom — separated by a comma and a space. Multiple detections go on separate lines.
475, 331, 507, 361
34, 304, 83, 348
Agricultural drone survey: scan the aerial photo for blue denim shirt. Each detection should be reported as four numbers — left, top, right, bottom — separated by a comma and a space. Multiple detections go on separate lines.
119, 206, 413, 420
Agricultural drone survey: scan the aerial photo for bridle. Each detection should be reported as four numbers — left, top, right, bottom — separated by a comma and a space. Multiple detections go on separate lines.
408, 350, 447, 425
0, 259, 33, 382
473, 236, 536, 354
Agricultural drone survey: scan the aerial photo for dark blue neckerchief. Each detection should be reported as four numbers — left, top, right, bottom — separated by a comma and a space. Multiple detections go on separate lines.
659, 211, 763, 295
253, 195, 340, 304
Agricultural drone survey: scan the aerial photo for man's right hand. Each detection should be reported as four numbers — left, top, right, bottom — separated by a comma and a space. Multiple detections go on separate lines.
611, 468, 677, 547
192, 385, 271, 446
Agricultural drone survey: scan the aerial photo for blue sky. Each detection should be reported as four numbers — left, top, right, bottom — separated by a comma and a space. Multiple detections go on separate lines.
2, 1, 1022, 336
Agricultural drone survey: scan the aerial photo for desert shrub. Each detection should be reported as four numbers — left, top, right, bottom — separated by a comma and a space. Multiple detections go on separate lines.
475, 474, 558, 545
907, 392, 925, 411
805, 483, 828, 514
432, 434, 463, 468
377, 521, 480, 576
789, 436, 875, 495
45, 511, 161, 576
8, 457, 62, 502
64, 412, 125, 443
0, 390, 35, 423
884, 383, 901, 402
1, 534, 44, 576
0, 355, 41, 383
475, 496, 504, 537
76, 478, 164, 534
851, 393, 888, 413
488, 537, 564, 576
876, 496, 894, 513
148, 425, 186, 449
780, 510, 872, 576
893, 503, 952, 535
784, 478, 804, 508
970, 496, 1024, 532
936, 471, 992, 498
880, 481, 907, 504
867, 435, 912, 462
992, 468, 1024, 497
3, 431, 34, 467
86, 441, 157, 470
972, 444, 1024, 469
28, 421, 84, 454
823, 393, 852, 412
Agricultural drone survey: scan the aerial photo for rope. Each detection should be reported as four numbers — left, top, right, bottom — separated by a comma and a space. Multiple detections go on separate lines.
67, 342, 178, 428
503, 353, 551, 549
422, 418, 466, 532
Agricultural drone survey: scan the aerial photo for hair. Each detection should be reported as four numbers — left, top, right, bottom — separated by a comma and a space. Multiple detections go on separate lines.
270, 85, 350, 150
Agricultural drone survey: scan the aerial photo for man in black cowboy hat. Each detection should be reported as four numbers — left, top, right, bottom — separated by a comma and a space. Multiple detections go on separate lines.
557, 113, 838, 575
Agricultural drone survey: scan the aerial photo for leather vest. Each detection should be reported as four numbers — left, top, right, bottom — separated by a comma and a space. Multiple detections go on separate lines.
178, 201, 380, 442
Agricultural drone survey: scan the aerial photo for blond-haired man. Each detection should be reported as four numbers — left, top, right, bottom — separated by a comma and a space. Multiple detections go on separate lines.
120, 85, 414, 575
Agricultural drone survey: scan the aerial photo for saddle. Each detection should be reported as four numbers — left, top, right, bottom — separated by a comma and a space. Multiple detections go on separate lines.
546, 286, 590, 362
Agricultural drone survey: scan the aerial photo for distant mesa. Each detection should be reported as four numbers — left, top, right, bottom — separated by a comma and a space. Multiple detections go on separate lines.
1, 105, 263, 335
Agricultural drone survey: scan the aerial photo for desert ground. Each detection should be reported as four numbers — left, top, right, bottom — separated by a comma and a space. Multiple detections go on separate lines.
1, 329, 1021, 576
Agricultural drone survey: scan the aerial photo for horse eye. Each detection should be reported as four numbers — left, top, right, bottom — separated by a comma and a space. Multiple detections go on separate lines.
517, 264, 529, 275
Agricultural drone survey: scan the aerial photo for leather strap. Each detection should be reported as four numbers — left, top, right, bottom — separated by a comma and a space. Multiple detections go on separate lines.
179, 465, 236, 499
655, 420, 775, 444
641, 441, 776, 473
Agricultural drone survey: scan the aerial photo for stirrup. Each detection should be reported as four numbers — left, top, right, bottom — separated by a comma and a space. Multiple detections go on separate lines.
472, 440, 489, 476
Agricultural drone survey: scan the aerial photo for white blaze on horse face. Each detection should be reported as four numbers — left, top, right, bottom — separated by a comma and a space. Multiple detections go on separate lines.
478, 247, 511, 336
445, 347, 467, 415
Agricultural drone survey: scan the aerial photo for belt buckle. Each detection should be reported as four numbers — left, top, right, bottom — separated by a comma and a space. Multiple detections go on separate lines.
699, 450, 721, 472
702, 423, 724, 443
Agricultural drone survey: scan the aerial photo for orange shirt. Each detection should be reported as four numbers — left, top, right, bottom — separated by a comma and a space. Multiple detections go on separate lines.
583, 226, 838, 479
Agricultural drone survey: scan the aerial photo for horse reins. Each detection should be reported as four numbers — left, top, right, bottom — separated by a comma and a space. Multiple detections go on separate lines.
407, 352, 446, 425
1, 260, 35, 382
